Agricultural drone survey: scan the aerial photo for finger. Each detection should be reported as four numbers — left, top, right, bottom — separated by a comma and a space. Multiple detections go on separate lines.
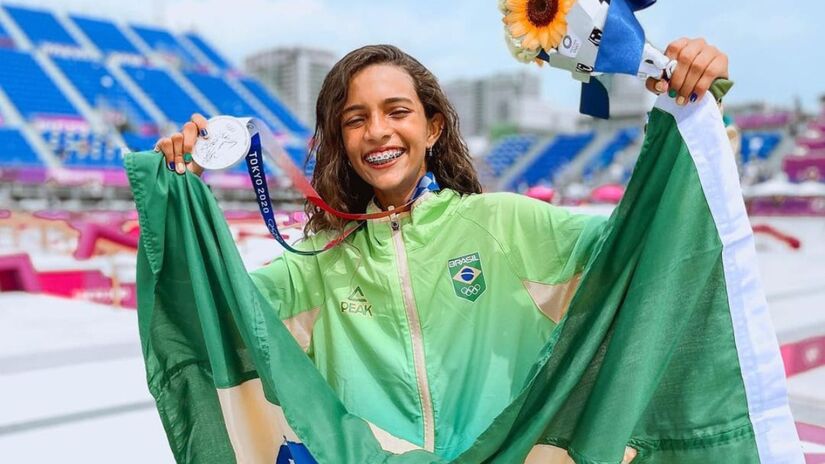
622, 446, 638, 464
182, 121, 197, 159
191, 113, 209, 138
645, 77, 669, 95
679, 48, 715, 102
670, 42, 704, 104
157, 137, 175, 170
664, 37, 690, 60
693, 55, 728, 103
171, 133, 185, 174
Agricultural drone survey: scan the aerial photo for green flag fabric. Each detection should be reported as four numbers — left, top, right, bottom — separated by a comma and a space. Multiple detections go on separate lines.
127, 95, 802, 463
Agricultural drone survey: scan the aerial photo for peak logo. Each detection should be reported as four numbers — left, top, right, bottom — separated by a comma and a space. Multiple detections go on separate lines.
340, 286, 373, 317
447, 252, 486, 302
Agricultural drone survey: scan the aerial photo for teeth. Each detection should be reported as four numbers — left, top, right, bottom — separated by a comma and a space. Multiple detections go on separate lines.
365, 149, 404, 165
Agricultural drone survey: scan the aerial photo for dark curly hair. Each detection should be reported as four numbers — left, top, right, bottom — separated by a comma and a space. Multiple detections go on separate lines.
305, 44, 482, 234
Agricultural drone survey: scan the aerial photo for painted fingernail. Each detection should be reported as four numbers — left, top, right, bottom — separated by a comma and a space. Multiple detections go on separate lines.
176, 162, 185, 174
167, 161, 175, 171
668, 89, 677, 98
655, 80, 666, 92
676, 96, 686, 106
183, 153, 193, 163
690, 92, 698, 103
199, 128, 208, 138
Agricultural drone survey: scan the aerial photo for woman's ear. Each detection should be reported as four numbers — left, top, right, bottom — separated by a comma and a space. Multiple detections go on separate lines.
427, 113, 445, 147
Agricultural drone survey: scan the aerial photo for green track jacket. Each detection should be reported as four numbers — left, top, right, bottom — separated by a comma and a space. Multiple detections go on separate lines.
250, 190, 606, 458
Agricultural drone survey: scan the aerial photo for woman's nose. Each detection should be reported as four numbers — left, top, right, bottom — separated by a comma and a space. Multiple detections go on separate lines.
364, 114, 391, 142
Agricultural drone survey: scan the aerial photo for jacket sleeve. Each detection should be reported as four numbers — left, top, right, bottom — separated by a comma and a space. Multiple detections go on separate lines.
493, 194, 607, 287
248, 247, 326, 353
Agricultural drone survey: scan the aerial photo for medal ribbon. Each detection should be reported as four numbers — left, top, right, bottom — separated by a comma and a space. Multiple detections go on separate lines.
243, 119, 439, 255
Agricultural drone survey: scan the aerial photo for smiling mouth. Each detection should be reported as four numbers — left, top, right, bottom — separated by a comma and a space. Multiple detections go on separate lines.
364, 149, 405, 166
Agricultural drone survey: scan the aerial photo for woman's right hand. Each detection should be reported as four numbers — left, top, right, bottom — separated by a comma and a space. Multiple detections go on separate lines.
155, 113, 209, 177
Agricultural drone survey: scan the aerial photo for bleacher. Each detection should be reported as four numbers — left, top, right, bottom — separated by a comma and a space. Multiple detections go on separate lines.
52, 56, 152, 128
582, 127, 640, 180
0, 20, 15, 48
120, 65, 208, 125
509, 132, 595, 189
0, 128, 41, 167
741, 132, 782, 164
70, 15, 140, 55
483, 134, 538, 176
0, 48, 80, 120
184, 32, 231, 70
130, 24, 198, 67
43, 130, 120, 169
184, 71, 257, 119
239, 77, 310, 136
3, 5, 77, 47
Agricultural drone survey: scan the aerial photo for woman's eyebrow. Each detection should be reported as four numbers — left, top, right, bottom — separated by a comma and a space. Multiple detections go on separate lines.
342, 97, 414, 115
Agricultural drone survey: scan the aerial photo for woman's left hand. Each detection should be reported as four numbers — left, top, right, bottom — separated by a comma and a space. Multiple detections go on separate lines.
645, 37, 729, 105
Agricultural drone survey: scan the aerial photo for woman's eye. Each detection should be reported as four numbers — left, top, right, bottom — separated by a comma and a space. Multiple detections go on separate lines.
344, 118, 364, 127
390, 110, 410, 118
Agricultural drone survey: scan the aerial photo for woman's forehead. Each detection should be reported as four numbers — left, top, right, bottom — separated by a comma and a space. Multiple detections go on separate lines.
345, 64, 419, 106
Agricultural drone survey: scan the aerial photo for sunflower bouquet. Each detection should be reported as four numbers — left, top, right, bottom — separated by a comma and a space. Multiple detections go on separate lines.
500, 0, 673, 118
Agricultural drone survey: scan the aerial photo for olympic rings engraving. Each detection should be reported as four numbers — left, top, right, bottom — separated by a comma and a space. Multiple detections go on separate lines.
460, 284, 481, 296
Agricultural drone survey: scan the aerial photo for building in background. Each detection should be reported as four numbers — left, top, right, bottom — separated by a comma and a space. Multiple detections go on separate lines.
445, 70, 582, 138
244, 47, 337, 126
445, 71, 654, 138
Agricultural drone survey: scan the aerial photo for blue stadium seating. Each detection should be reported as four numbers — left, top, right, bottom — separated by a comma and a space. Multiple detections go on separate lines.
582, 127, 640, 180
121, 65, 207, 124
121, 132, 158, 153
0, 128, 42, 166
484, 134, 539, 176
184, 32, 231, 70
4, 5, 77, 47
741, 132, 782, 164
44, 130, 120, 168
509, 132, 595, 189
0, 49, 80, 119
239, 78, 310, 136
52, 56, 153, 129
70, 15, 139, 54
184, 71, 257, 117
0, 21, 15, 48
130, 24, 197, 66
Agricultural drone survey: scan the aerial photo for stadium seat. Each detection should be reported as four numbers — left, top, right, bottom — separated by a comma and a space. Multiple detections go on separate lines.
0, 21, 15, 48
0, 49, 81, 120
69, 15, 140, 55
52, 56, 154, 130
121, 65, 207, 125
238, 78, 310, 137
130, 24, 198, 67
741, 132, 782, 164
184, 71, 258, 118
483, 135, 539, 176
509, 132, 595, 189
3, 5, 78, 47
184, 32, 232, 70
43, 130, 120, 169
582, 127, 641, 180
0, 128, 42, 167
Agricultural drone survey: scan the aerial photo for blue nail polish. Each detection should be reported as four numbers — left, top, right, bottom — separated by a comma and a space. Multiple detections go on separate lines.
199, 128, 208, 137
690, 93, 698, 103
168, 161, 175, 171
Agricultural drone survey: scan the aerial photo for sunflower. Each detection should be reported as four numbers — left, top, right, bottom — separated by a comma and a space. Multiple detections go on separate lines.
502, 0, 574, 52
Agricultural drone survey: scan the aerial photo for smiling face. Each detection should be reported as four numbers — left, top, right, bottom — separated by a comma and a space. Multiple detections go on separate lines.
340, 64, 443, 209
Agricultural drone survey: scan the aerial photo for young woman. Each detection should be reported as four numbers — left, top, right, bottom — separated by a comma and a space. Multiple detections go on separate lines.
154, 39, 728, 460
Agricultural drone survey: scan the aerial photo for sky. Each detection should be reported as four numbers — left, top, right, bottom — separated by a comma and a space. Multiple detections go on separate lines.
10, 0, 825, 112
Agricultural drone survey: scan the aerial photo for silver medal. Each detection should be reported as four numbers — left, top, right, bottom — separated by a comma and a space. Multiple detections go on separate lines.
192, 116, 251, 170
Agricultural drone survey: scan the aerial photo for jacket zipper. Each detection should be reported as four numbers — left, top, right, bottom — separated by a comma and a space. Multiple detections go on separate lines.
388, 206, 435, 451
